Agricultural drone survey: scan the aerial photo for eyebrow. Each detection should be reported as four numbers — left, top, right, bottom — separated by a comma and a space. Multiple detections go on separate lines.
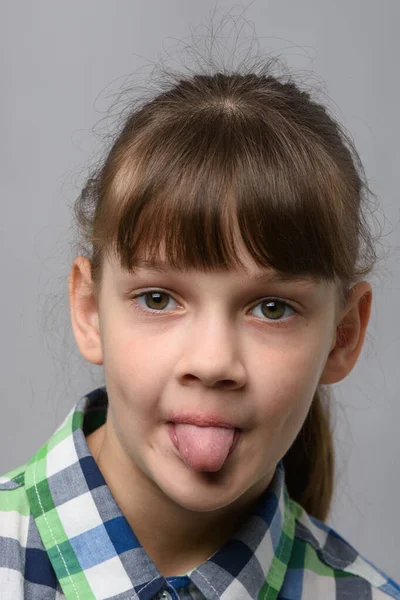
132, 261, 319, 287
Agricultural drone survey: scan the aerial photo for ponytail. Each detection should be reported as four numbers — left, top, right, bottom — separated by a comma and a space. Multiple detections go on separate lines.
282, 387, 334, 521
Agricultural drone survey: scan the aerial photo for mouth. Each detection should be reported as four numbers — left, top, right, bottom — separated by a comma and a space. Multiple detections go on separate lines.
168, 421, 241, 473
168, 412, 239, 429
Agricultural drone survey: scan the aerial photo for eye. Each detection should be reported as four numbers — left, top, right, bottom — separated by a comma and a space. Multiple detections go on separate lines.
251, 298, 296, 323
130, 290, 296, 324
130, 290, 178, 312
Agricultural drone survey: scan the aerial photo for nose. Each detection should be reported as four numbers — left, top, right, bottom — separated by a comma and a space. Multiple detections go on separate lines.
175, 310, 247, 391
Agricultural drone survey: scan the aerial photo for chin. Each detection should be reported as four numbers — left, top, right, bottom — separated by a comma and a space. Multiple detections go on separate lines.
157, 469, 247, 513
170, 492, 237, 513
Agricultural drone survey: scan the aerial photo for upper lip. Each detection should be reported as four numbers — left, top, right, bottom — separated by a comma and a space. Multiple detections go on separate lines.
168, 413, 239, 429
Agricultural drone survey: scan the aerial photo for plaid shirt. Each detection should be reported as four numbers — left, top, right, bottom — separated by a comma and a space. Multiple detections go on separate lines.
1, 387, 399, 600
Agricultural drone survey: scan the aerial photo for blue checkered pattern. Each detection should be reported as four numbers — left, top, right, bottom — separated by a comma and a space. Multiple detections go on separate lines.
0, 387, 399, 599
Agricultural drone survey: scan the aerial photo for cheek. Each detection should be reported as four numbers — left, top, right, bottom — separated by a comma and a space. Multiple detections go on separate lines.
252, 341, 326, 431
249, 375, 316, 471
101, 323, 173, 411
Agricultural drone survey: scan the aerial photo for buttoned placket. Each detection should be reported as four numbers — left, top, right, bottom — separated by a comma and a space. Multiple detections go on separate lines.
153, 589, 173, 600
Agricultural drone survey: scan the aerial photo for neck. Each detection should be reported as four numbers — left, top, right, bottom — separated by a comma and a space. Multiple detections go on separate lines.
86, 422, 271, 577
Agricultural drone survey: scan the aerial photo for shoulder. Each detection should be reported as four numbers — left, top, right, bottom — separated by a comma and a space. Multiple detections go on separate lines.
0, 461, 63, 598
288, 498, 400, 599
0, 463, 30, 535
0, 462, 29, 516
0, 464, 31, 595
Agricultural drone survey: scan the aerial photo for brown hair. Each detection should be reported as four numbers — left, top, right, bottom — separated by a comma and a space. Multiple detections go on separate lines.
73, 61, 379, 521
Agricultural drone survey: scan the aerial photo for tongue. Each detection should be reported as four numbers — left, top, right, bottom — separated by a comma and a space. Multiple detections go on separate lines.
174, 424, 235, 472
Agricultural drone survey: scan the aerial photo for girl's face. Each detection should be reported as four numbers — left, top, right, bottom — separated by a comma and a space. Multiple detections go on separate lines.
90, 240, 339, 513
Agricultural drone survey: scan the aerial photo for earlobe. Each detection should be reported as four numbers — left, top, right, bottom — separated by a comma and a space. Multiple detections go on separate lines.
69, 256, 103, 366
319, 282, 373, 385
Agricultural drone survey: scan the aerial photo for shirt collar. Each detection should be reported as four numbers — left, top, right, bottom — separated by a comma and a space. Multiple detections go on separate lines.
24, 387, 295, 600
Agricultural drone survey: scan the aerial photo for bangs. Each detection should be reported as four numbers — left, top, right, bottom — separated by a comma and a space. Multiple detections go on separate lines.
100, 106, 355, 284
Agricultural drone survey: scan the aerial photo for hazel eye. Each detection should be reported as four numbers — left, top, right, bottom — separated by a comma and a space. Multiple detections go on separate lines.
130, 291, 178, 312
251, 299, 295, 322
129, 290, 297, 325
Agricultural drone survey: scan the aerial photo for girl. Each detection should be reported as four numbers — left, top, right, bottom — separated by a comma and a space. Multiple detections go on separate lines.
1, 63, 399, 600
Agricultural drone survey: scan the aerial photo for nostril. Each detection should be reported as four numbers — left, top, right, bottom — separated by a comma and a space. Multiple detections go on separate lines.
219, 379, 236, 390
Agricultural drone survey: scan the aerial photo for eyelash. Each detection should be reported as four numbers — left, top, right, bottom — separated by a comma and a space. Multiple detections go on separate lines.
128, 289, 298, 328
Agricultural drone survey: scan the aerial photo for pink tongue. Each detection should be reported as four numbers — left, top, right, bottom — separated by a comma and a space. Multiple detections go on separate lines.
174, 424, 235, 472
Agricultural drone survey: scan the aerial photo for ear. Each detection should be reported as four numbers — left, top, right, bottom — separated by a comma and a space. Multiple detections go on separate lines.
68, 256, 103, 365
319, 281, 373, 385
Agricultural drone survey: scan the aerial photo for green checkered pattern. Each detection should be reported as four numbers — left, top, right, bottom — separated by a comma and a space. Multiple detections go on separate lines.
0, 387, 399, 599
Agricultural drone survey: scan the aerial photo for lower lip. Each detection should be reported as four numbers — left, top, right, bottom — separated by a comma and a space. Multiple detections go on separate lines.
168, 423, 241, 458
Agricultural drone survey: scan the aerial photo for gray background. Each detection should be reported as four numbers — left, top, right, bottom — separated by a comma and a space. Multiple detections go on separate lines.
1, 0, 399, 581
